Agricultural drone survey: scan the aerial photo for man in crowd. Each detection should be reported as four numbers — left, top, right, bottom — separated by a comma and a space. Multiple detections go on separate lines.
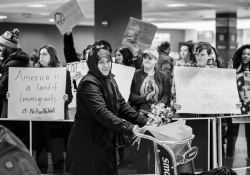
0, 28, 29, 118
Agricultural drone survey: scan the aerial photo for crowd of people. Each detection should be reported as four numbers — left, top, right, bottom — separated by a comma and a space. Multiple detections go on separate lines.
0, 27, 249, 175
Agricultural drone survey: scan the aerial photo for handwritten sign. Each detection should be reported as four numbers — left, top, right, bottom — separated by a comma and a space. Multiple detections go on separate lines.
8, 68, 66, 120
174, 67, 241, 114
122, 17, 157, 51
51, 0, 86, 35
67, 61, 135, 108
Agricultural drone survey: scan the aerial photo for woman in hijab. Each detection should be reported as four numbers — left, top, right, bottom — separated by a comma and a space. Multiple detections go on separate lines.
65, 44, 148, 175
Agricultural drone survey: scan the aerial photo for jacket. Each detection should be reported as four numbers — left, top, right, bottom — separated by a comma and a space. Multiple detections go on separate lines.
64, 33, 79, 63
65, 73, 147, 175
0, 49, 29, 118
157, 51, 173, 76
129, 68, 171, 112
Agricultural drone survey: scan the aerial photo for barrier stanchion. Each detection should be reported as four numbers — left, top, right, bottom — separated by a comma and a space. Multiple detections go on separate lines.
29, 120, 32, 155
217, 118, 223, 167
212, 117, 218, 168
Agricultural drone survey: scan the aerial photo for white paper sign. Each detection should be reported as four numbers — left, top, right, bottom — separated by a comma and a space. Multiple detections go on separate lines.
8, 68, 67, 120
67, 61, 135, 108
174, 67, 241, 114
51, 0, 86, 35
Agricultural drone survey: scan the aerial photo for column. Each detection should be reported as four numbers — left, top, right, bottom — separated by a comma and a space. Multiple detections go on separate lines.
94, 0, 142, 54
216, 12, 237, 68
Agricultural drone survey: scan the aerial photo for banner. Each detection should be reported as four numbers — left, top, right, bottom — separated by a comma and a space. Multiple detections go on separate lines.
174, 67, 241, 114
67, 61, 135, 108
121, 17, 157, 51
8, 68, 67, 120
51, 0, 86, 35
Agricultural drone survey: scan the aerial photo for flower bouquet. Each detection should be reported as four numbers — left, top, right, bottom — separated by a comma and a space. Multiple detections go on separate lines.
146, 103, 175, 127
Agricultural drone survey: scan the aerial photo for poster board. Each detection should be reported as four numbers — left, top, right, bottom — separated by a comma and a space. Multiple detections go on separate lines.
8, 68, 67, 120
174, 67, 241, 114
51, 0, 86, 35
67, 61, 135, 108
121, 17, 157, 51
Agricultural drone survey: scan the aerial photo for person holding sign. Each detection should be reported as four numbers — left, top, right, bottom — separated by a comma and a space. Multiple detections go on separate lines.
225, 44, 250, 170
65, 44, 147, 175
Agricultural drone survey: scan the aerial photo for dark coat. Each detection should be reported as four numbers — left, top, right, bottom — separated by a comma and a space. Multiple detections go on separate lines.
157, 51, 173, 76
129, 68, 171, 112
64, 33, 79, 63
0, 49, 29, 118
65, 47, 147, 175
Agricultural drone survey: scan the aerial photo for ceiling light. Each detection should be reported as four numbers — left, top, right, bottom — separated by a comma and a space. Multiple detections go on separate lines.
27, 4, 47, 8
49, 19, 54, 22
0, 16, 7, 19
166, 4, 187, 7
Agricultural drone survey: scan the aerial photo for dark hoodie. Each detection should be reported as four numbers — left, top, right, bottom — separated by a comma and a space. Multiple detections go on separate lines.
65, 46, 147, 175
0, 49, 29, 118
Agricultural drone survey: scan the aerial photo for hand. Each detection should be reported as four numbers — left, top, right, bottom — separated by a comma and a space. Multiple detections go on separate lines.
130, 44, 139, 57
65, 28, 72, 35
173, 103, 181, 110
228, 59, 233, 69
146, 91, 155, 101
63, 94, 68, 102
6, 92, 10, 99
74, 71, 83, 81
132, 125, 146, 134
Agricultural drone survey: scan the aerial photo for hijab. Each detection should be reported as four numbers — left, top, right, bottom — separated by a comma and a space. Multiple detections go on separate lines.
87, 45, 119, 115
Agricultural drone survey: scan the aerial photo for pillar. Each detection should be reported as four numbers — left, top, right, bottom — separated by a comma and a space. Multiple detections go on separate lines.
216, 12, 237, 68
94, 0, 142, 54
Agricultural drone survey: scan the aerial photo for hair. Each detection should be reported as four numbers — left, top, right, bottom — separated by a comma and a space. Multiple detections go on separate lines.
196, 42, 212, 55
39, 44, 60, 67
92, 40, 112, 54
115, 46, 133, 66
180, 40, 196, 62
82, 44, 93, 60
233, 44, 250, 72
30, 52, 39, 64
158, 41, 170, 52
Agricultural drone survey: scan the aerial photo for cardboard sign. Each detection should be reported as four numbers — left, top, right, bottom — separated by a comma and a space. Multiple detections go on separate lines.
51, 0, 86, 35
67, 61, 135, 108
8, 68, 67, 120
174, 67, 241, 114
122, 17, 157, 51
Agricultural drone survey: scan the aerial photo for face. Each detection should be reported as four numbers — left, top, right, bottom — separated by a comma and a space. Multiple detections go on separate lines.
180, 45, 189, 59
115, 50, 123, 64
98, 57, 111, 76
239, 85, 250, 102
196, 49, 210, 67
142, 53, 157, 69
241, 48, 250, 65
39, 48, 51, 67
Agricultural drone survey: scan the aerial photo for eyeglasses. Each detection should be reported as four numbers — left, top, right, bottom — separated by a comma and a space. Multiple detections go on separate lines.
39, 52, 49, 57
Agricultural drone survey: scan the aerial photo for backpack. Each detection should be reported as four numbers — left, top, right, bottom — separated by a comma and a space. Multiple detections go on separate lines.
0, 125, 41, 175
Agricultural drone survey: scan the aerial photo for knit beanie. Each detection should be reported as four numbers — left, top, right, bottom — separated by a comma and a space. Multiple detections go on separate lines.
0, 29, 20, 49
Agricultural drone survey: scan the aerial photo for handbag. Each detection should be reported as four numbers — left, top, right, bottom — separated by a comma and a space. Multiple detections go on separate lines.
180, 166, 237, 175
113, 132, 130, 149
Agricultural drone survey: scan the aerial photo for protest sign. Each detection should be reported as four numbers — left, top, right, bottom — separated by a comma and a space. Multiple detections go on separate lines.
174, 67, 241, 114
51, 0, 86, 35
8, 68, 67, 120
232, 71, 250, 123
122, 17, 157, 51
67, 61, 135, 108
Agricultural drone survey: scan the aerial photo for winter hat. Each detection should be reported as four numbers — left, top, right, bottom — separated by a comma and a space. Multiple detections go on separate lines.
143, 47, 159, 60
0, 29, 20, 49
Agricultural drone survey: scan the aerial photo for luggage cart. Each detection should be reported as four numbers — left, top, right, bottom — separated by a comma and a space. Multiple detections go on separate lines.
134, 133, 198, 175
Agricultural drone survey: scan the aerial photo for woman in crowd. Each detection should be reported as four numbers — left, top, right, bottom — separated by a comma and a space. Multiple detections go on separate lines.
115, 46, 141, 69
225, 44, 250, 171
65, 44, 147, 175
176, 40, 196, 67
128, 47, 171, 173
35, 44, 73, 168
